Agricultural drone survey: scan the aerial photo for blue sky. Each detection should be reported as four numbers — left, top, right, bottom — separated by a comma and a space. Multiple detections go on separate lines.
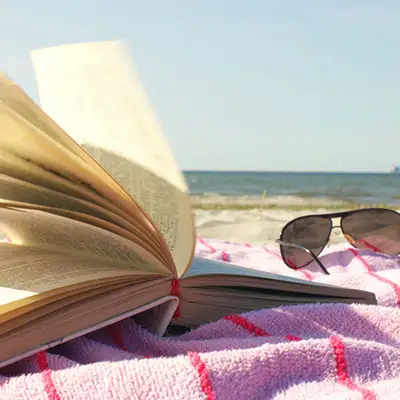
1, 1, 400, 172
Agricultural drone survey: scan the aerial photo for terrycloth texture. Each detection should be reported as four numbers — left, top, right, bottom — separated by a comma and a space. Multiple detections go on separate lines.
1, 239, 400, 399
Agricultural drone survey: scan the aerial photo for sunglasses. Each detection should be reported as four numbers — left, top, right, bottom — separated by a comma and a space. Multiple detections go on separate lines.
276, 208, 400, 275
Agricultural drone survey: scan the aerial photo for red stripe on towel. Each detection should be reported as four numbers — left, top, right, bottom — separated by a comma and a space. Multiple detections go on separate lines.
348, 248, 400, 306
262, 246, 282, 259
188, 352, 216, 400
329, 336, 376, 400
35, 352, 61, 400
263, 247, 313, 281
197, 238, 216, 253
284, 334, 302, 342
224, 314, 302, 341
296, 268, 313, 281
220, 251, 230, 262
107, 324, 130, 352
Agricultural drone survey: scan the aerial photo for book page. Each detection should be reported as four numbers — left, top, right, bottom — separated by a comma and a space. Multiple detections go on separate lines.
0, 200, 170, 268
183, 256, 319, 284
0, 77, 173, 263
0, 99, 143, 222
0, 150, 167, 259
0, 73, 91, 155
0, 147, 109, 208
0, 73, 141, 210
0, 174, 136, 232
0, 296, 178, 368
0, 277, 131, 321
0, 206, 171, 275
0, 278, 172, 366
0, 175, 167, 260
174, 286, 375, 328
0, 244, 151, 308
182, 257, 377, 300
31, 40, 196, 276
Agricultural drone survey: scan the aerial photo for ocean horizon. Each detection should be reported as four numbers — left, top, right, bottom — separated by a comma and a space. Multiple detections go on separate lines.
184, 170, 400, 209
184, 170, 394, 174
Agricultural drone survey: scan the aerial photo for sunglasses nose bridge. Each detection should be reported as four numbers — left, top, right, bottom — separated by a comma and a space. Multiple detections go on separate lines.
326, 219, 342, 243
332, 217, 342, 227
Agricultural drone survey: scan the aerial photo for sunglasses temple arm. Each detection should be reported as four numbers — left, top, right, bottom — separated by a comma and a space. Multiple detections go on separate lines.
276, 240, 330, 275
306, 248, 330, 275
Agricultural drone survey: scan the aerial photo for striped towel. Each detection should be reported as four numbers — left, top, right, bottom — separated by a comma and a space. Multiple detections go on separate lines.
1, 239, 400, 399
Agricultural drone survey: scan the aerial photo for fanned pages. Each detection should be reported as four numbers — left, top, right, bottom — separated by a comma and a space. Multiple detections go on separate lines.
0, 75, 174, 270
31, 41, 195, 276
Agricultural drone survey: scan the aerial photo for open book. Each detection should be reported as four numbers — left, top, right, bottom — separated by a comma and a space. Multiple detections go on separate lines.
0, 41, 376, 367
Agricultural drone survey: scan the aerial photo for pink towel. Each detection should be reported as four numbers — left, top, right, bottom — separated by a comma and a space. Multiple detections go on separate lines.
1, 239, 400, 399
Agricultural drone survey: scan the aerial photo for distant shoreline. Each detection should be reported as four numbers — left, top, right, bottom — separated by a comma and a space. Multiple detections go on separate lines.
190, 195, 400, 211
184, 170, 394, 175
191, 203, 400, 211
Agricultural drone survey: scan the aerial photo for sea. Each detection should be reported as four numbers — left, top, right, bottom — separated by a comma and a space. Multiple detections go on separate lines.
184, 171, 400, 208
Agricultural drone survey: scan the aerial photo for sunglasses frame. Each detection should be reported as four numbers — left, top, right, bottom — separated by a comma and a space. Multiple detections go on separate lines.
277, 207, 400, 274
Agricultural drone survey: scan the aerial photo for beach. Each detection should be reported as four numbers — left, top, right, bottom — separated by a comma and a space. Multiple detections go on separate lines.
186, 171, 400, 244
194, 206, 348, 245
195, 208, 305, 244
194, 207, 400, 245
191, 195, 400, 245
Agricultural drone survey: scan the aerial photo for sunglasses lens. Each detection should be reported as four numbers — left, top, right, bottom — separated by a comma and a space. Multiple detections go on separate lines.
342, 209, 400, 255
281, 216, 331, 269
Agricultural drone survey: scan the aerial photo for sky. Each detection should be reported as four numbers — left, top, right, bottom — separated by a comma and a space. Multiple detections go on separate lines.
1, 1, 400, 172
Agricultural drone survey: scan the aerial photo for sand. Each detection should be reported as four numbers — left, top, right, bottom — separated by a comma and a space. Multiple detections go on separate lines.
194, 207, 400, 245
192, 194, 350, 244
191, 194, 400, 244
195, 209, 325, 244
192, 196, 349, 243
